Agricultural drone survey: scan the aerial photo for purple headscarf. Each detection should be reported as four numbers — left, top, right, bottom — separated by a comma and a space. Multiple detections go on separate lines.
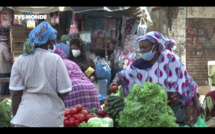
137, 31, 174, 52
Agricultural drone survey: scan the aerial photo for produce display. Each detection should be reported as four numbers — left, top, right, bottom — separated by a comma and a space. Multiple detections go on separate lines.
118, 82, 179, 127
79, 117, 114, 127
105, 96, 125, 126
0, 82, 183, 127
104, 85, 125, 126
0, 98, 12, 127
63, 104, 110, 127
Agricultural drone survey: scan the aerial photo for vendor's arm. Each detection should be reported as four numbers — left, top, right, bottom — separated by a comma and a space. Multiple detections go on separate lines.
10, 90, 23, 116
112, 75, 122, 86
9, 57, 25, 117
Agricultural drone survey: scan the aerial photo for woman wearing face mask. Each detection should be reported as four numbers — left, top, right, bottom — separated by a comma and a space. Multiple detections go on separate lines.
68, 37, 97, 82
165, 39, 177, 53
54, 48, 101, 111
109, 31, 205, 127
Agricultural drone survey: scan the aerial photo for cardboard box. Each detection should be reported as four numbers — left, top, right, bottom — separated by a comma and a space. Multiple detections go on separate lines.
198, 86, 211, 95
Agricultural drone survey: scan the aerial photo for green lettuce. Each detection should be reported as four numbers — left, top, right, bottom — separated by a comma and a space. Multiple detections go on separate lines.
79, 117, 114, 127
118, 82, 179, 127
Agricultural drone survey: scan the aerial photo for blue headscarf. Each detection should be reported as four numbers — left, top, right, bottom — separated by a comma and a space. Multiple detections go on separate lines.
23, 21, 57, 56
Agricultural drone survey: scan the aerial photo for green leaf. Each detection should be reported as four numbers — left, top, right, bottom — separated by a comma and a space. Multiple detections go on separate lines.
118, 82, 179, 127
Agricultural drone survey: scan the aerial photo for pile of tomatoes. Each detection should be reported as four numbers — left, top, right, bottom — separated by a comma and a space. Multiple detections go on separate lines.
64, 104, 98, 127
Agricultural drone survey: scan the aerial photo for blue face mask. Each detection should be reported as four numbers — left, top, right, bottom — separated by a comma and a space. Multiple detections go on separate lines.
141, 45, 155, 61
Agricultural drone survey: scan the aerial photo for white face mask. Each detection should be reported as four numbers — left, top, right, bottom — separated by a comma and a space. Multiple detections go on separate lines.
171, 45, 176, 51
72, 49, 81, 57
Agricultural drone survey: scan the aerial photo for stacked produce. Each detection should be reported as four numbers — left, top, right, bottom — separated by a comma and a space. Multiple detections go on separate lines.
118, 82, 179, 127
104, 85, 125, 126
63, 104, 111, 127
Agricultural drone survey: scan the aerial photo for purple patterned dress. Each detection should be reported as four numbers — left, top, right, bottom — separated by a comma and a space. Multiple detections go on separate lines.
54, 48, 101, 110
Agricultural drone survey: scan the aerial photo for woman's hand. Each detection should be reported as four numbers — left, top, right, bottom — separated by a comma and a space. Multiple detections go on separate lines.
109, 81, 119, 92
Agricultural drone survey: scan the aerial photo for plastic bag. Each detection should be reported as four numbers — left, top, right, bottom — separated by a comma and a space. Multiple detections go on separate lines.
202, 96, 215, 121
137, 17, 148, 36
184, 114, 207, 127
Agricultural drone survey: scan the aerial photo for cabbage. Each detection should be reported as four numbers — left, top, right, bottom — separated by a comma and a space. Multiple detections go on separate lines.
118, 82, 179, 127
79, 117, 114, 127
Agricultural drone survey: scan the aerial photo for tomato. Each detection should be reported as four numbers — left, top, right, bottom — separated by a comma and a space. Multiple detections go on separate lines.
85, 114, 92, 122
69, 120, 74, 126
75, 104, 83, 113
66, 115, 72, 120
111, 85, 118, 91
64, 120, 70, 126
73, 115, 79, 120
79, 110, 88, 116
69, 118, 75, 122
64, 117, 67, 122
69, 108, 77, 116
74, 120, 80, 126
84, 108, 89, 112
77, 114, 85, 123
64, 109, 70, 117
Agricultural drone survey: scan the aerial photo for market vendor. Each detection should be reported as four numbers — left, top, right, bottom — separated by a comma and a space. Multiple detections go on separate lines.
68, 37, 97, 82
109, 31, 204, 127
54, 48, 101, 110
9, 21, 72, 127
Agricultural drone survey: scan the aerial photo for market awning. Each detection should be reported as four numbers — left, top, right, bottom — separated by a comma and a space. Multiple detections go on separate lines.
5, 6, 72, 14
70, 6, 153, 25
69, 6, 131, 13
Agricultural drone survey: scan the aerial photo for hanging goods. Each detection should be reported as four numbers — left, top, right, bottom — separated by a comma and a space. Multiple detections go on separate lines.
137, 17, 148, 36
1, 11, 11, 28
69, 12, 78, 36
13, 11, 25, 25
27, 19, 35, 29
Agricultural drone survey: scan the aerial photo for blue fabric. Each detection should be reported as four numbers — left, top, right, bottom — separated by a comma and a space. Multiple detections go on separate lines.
23, 21, 57, 56
29, 21, 57, 46
98, 93, 106, 101
96, 63, 111, 85
55, 42, 70, 57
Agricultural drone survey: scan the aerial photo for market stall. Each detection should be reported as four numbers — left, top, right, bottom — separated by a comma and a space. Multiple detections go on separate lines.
0, 6, 72, 59
69, 7, 152, 97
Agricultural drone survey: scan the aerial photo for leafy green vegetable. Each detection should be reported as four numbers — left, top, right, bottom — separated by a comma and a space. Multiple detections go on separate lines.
79, 117, 114, 127
118, 82, 179, 127
0, 100, 12, 127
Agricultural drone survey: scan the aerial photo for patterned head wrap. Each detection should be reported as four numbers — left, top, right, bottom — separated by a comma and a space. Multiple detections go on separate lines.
137, 31, 171, 52
23, 21, 57, 56
165, 39, 176, 48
